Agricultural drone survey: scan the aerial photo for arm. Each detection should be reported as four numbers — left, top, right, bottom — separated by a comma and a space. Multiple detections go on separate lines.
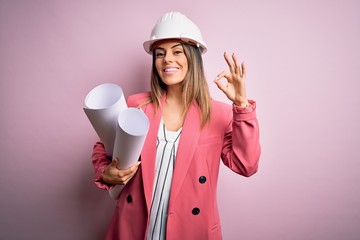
214, 52, 261, 176
221, 102, 261, 177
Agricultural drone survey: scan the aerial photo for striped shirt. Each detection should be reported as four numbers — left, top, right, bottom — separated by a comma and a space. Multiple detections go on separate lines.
146, 120, 182, 240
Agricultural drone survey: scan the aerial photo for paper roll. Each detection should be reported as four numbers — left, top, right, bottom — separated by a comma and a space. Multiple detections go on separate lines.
83, 83, 127, 156
109, 108, 150, 199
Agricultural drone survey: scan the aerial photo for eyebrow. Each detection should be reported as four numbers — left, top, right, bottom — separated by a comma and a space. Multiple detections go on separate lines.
155, 43, 182, 51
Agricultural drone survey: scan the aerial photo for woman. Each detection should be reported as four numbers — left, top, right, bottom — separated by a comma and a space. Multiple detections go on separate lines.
92, 11, 261, 240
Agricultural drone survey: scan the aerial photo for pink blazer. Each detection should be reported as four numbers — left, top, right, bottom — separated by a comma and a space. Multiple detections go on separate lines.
92, 92, 261, 240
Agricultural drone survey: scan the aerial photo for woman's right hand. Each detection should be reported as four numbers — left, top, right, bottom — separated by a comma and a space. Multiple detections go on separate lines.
101, 158, 140, 185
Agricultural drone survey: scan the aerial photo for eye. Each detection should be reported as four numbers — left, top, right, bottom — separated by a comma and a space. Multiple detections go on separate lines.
174, 50, 183, 55
155, 52, 165, 58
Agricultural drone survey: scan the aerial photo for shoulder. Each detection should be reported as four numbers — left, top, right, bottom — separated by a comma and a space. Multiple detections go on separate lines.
127, 92, 151, 108
206, 99, 232, 128
210, 99, 232, 115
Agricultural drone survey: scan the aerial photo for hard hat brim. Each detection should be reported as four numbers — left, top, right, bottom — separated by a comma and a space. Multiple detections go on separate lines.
143, 37, 207, 55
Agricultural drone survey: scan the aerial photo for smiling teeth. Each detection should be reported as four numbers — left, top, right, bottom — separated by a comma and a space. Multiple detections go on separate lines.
164, 68, 178, 72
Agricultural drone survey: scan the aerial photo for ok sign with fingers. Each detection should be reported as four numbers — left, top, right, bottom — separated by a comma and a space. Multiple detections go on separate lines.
214, 53, 250, 107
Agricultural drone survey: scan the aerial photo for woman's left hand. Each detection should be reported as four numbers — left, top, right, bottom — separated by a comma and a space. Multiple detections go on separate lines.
214, 53, 249, 107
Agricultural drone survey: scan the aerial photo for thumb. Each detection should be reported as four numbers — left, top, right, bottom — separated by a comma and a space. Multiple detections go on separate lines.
214, 79, 227, 94
111, 158, 119, 167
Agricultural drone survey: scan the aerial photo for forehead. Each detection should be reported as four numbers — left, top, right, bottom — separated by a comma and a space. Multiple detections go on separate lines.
152, 39, 183, 50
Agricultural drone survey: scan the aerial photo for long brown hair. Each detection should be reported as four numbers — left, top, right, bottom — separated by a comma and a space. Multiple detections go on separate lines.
149, 43, 212, 127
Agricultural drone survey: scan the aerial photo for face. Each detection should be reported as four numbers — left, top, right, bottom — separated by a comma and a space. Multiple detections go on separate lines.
154, 41, 188, 87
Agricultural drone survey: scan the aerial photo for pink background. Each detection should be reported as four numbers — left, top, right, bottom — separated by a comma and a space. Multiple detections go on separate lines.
1, 1, 359, 239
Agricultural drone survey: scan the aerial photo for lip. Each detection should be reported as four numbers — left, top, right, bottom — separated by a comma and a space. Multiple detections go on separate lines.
163, 66, 179, 73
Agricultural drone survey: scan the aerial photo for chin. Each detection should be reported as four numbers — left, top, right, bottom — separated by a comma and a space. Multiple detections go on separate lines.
161, 77, 184, 86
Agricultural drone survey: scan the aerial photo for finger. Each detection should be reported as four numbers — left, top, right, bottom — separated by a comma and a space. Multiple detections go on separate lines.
123, 172, 136, 185
232, 53, 241, 76
125, 167, 138, 182
223, 52, 235, 73
130, 161, 140, 172
119, 172, 135, 185
215, 71, 227, 80
118, 162, 140, 178
216, 71, 233, 84
214, 78, 227, 94
241, 61, 247, 79
118, 163, 139, 184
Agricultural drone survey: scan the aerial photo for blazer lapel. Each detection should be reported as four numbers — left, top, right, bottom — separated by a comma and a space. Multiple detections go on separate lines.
169, 103, 201, 207
140, 94, 165, 212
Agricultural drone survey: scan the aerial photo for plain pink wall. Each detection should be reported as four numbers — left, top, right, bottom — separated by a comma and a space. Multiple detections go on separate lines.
1, 1, 359, 239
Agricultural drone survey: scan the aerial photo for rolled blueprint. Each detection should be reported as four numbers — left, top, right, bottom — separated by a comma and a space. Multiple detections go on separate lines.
109, 107, 150, 199
83, 83, 127, 156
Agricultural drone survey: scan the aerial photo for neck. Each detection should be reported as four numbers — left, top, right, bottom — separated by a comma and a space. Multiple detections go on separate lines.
163, 86, 186, 131
166, 85, 183, 104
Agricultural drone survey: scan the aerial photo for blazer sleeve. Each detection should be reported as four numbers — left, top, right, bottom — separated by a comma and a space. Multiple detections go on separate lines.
92, 141, 114, 190
221, 100, 261, 177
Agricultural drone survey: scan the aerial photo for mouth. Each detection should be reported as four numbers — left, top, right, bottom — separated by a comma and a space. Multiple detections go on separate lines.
163, 67, 179, 73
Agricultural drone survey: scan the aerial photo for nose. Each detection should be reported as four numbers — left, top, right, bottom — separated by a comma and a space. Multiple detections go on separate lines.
163, 52, 174, 63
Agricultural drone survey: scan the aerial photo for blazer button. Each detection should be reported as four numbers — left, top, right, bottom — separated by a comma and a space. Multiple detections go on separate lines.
199, 176, 206, 184
126, 194, 133, 203
192, 207, 200, 215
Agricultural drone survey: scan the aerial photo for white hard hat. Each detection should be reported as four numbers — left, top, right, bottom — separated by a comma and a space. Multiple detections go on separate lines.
143, 12, 207, 54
